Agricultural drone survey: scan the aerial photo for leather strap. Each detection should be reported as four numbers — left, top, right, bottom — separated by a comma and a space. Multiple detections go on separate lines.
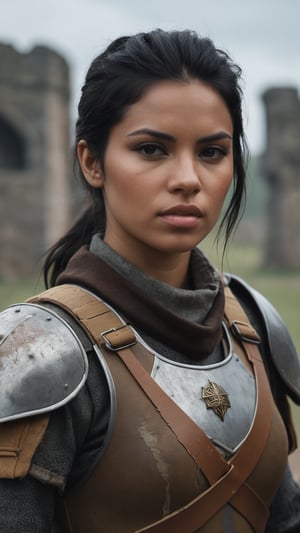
32, 284, 272, 532
0, 415, 48, 479
114, 338, 271, 533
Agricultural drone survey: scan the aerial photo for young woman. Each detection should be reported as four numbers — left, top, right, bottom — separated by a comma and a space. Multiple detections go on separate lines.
0, 29, 300, 532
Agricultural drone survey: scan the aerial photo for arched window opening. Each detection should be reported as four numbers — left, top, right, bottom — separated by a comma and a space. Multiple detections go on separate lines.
0, 116, 27, 170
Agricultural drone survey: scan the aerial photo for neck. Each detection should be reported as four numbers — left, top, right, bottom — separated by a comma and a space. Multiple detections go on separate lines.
103, 239, 191, 289
136, 253, 191, 288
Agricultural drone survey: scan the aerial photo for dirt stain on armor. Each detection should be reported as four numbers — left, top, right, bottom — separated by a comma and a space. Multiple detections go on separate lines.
138, 421, 171, 516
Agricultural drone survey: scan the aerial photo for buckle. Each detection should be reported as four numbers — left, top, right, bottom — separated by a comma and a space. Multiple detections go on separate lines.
101, 324, 136, 351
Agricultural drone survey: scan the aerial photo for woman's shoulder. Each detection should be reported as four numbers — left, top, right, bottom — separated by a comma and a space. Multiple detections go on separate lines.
0, 296, 112, 488
224, 272, 300, 404
0, 300, 89, 425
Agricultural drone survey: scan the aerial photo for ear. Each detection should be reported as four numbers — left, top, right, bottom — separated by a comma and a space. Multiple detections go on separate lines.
77, 140, 104, 189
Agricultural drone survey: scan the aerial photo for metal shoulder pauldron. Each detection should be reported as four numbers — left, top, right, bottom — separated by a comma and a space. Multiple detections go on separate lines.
0, 302, 88, 422
226, 273, 300, 403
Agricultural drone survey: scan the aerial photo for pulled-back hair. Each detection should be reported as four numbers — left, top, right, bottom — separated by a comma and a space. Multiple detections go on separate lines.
44, 28, 247, 287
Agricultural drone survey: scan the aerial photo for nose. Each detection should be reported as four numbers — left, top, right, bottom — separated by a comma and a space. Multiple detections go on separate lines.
167, 155, 201, 195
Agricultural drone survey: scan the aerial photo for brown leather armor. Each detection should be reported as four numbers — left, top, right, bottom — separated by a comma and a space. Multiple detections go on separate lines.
43, 285, 288, 533
0, 285, 290, 532
55, 342, 288, 532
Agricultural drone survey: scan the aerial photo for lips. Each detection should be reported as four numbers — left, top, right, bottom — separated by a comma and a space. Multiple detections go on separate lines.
158, 204, 203, 229
160, 205, 203, 217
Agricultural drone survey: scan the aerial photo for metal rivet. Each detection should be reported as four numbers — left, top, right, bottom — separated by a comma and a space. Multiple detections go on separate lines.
64, 383, 69, 390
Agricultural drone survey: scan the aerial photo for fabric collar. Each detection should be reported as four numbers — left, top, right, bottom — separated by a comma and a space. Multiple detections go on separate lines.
90, 234, 220, 324
57, 241, 224, 359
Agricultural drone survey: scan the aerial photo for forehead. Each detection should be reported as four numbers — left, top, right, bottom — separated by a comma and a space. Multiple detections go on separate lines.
118, 79, 233, 134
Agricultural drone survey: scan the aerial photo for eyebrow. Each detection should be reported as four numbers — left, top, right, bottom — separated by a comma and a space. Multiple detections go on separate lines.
127, 128, 232, 143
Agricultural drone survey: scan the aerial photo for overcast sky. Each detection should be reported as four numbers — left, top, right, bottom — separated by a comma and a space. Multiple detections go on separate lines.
1, 0, 299, 154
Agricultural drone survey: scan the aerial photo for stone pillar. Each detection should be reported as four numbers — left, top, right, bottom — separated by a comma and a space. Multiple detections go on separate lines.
262, 87, 300, 268
0, 43, 71, 280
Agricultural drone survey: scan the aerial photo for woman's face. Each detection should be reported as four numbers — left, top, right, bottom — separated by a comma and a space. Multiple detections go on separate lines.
83, 79, 234, 271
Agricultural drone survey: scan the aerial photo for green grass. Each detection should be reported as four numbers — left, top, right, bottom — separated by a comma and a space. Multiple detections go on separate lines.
0, 278, 44, 310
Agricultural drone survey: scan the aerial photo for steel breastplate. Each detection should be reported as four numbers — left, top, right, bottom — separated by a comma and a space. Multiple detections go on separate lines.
150, 324, 256, 456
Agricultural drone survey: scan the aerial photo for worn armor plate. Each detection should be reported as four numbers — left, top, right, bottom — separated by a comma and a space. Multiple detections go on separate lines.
227, 273, 300, 402
0, 303, 88, 422
151, 336, 256, 456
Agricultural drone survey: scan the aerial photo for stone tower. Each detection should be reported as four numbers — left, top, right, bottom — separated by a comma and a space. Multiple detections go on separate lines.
0, 43, 71, 280
262, 87, 300, 268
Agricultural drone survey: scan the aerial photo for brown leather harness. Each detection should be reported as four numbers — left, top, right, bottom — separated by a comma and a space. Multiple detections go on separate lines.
28, 284, 274, 532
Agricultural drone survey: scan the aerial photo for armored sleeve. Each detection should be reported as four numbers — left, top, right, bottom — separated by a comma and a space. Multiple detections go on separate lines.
266, 466, 300, 532
226, 273, 300, 451
227, 274, 300, 530
0, 476, 55, 533
0, 297, 112, 532
0, 349, 111, 532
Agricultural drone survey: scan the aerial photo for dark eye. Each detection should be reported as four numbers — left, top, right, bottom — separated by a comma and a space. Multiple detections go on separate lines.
201, 146, 228, 161
135, 143, 166, 156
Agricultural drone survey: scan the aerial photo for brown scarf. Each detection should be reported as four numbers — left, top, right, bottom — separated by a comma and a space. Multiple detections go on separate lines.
57, 246, 224, 359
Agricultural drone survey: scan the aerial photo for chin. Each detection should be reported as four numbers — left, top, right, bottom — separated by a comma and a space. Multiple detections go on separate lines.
156, 241, 200, 254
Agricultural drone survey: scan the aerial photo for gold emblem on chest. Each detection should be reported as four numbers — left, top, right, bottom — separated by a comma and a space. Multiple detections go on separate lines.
201, 380, 231, 421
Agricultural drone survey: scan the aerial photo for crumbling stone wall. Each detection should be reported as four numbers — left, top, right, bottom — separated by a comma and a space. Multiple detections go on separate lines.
0, 43, 71, 280
262, 87, 300, 269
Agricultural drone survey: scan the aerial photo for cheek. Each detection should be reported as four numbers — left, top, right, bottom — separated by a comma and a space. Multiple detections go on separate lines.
208, 178, 233, 218
214, 175, 232, 199
103, 166, 127, 196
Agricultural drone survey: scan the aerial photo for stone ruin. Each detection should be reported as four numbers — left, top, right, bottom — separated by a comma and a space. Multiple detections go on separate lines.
0, 43, 71, 280
262, 87, 300, 269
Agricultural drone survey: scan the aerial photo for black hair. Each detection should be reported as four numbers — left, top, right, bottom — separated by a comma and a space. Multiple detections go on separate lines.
44, 28, 247, 287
